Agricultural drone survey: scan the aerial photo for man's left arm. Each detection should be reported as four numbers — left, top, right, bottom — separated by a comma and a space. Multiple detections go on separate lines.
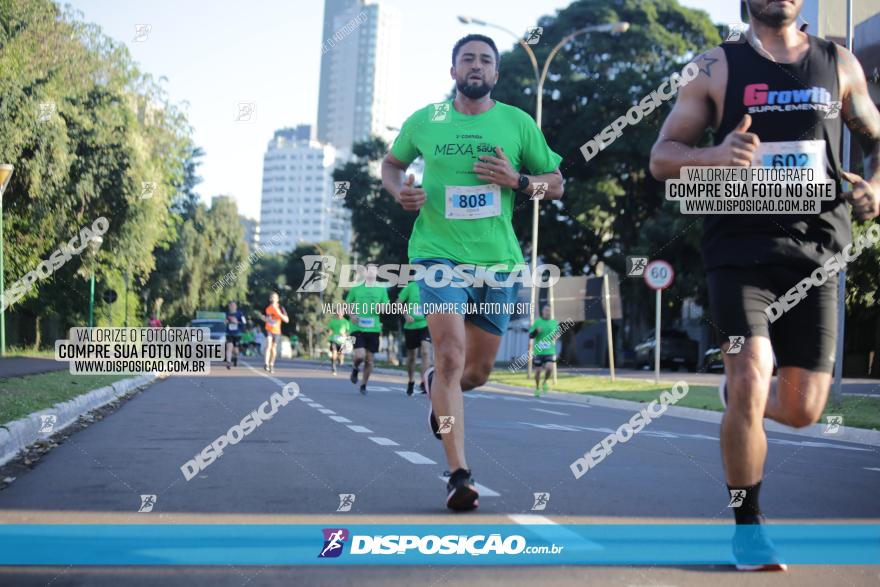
838, 45, 880, 220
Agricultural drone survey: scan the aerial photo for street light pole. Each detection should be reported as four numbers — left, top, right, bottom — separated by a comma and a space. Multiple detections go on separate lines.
0, 164, 14, 357
457, 18, 629, 377
87, 236, 103, 328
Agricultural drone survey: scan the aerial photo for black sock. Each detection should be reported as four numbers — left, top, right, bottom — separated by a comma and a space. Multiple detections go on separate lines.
727, 481, 763, 524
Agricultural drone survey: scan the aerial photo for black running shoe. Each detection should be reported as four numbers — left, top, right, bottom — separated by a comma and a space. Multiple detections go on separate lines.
406, 381, 414, 396
446, 468, 479, 512
359, 384, 367, 395
233, 356, 238, 367
226, 362, 231, 370
419, 382, 426, 394
422, 367, 440, 439
350, 368, 359, 384
264, 365, 270, 372
732, 519, 788, 572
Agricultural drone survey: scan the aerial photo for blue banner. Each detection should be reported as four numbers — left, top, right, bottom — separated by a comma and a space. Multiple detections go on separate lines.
0, 524, 877, 565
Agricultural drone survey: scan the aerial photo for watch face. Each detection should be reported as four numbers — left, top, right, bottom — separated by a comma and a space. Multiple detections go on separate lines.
518, 175, 529, 190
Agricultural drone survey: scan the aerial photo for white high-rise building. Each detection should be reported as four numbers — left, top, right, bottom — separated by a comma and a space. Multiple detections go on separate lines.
258, 125, 351, 253
317, 0, 400, 154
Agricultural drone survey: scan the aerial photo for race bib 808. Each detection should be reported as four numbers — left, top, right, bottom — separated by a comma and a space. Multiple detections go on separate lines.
445, 184, 502, 220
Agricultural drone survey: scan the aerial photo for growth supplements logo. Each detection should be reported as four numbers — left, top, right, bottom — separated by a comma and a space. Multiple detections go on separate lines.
318, 528, 349, 558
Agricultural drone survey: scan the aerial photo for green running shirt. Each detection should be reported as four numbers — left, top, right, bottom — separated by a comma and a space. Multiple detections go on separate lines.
345, 284, 389, 333
327, 318, 351, 343
392, 100, 562, 270
398, 281, 428, 330
530, 318, 559, 356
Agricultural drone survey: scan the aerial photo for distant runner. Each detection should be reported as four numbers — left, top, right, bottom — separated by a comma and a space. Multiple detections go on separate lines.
529, 305, 558, 396
325, 309, 352, 375
345, 264, 389, 394
398, 279, 431, 395
257, 292, 289, 373
224, 301, 246, 369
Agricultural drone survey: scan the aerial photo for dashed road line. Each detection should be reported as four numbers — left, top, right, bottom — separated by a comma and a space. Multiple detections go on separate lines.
318, 408, 336, 414
395, 451, 436, 464
369, 437, 399, 446
329, 415, 352, 423
530, 408, 569, 416
347, 425, 373, 433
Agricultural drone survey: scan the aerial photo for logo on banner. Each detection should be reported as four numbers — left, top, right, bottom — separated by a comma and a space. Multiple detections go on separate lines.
319, 528, 349, 558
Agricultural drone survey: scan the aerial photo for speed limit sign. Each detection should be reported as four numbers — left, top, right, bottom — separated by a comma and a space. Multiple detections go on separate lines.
644, 260, 674, 290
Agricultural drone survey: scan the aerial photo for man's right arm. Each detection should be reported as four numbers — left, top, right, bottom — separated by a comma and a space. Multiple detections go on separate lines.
650, 49, 759, 180
382, 154, 427, 211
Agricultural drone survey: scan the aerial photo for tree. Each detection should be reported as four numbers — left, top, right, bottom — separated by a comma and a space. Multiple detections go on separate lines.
334, 138, 414, 264
284, 241, 351, 347
1, 0, 192, 341
489, 0, 720, 339
147, 193, 250, 325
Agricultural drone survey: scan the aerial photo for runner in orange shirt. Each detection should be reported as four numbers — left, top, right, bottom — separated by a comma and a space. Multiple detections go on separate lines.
257, 292, 289, 373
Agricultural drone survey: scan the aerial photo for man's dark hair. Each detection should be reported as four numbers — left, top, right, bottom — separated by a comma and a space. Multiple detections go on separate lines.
452, 34, 500, 69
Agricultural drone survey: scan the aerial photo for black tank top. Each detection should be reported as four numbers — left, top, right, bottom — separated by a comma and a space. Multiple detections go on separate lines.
703, 35, 849, 270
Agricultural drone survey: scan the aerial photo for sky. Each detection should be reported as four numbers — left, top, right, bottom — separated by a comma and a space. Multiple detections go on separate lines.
69, 0, 741, 220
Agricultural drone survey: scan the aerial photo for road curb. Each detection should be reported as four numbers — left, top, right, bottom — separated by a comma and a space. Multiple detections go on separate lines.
289, 359, 880, 447
0, 373, 157, 467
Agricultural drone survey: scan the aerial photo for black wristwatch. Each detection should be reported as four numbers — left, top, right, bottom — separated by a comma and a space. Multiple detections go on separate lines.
517, 174, 530, 193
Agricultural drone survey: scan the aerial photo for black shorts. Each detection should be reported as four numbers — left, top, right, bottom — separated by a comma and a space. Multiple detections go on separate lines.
329, 341, 343, 352
353, 331, 380, 354
404, 327, 431, 350
533, 354, 556, 367
707, 265, 837, 373
226, 335, 241, 347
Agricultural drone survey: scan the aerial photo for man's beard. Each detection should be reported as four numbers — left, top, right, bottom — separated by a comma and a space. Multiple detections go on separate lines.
748, 0, 798, 27
457, 77, 493, 99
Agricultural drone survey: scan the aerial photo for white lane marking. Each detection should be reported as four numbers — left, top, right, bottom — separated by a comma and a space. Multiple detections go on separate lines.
318, 408, 336, 414
369, 437, 399, 446
347, 425, 373, 433
396, 451, 436, 464
530, 408, 569, 416
310, 403, 325, 408
517, 421, 874, 452
864, 467, 880, 472
508, 514, 603, 551
437, 476, 500, 496
329, 416, 352, 423
470, 391, 590, 408
508, 514, 555, 525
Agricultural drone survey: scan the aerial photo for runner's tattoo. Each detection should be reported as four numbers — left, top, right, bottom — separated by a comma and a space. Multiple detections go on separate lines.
697, 54, 719, 77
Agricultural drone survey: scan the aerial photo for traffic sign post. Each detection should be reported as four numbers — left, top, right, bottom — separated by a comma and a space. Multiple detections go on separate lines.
103, 289, 117, 327
643, 260, 674, 384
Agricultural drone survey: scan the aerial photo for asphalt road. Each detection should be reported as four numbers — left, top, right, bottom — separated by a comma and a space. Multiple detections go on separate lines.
0, 358, 878, 586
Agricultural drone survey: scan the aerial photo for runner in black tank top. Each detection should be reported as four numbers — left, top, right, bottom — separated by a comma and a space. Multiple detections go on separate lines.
649, 0, 880, 572
704, 35, 849, 270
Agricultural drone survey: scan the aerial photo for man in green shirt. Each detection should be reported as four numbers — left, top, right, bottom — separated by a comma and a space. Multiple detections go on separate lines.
325, 310, 352, 375
398, 279, 431, 396
345, 263, 390, 395
530, 305, 559, 396
381, 34, 564, 511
